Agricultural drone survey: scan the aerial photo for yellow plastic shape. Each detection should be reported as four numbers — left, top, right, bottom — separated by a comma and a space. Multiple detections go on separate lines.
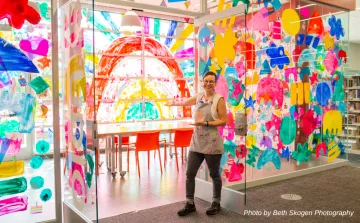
213, 27, 237, 75
328, 140, 340, 163
215, 0, 225, 25
246, 135, 256, 148
304, 82, 310, 104
65, 55, 86, 106
297, 82, 304, 105
290, 83, 297, 105
324, 32, 335, 50
170, 24, 194, 53
0, 160, 24, 178
323, 110, 342, 135
282, 9, 300, 36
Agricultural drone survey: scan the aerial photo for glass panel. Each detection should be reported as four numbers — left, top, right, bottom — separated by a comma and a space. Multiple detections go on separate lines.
90, 9, 196, 124
0, 0, 56, 222
196, 9, 248, 191
59, 0, 98, 221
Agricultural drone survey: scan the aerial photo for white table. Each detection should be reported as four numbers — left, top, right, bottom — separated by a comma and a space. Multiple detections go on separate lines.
97, 121, 194, 177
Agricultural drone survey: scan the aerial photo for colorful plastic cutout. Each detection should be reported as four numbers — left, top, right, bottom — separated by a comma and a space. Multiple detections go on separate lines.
272, 21, 282, 40
307, 11, 324, 35
0, 38, 39, 73
300, 6, 310, 18
246, 7, 269, 31
257, 77, 284, 107
30, 176, 44, 189
244, 96, 256, 110
214, 28, 237, 74
214, 75, 228, 101
40, 188, 52, 202
85, 154, 94, 188
29, 76, 49, 94
175, 47, 194, 59
198, 26, 211, 47
328, 15, 345, 40
165, 21, 178, 48
35, 140, 50, 154
18, 75, 27, 86
292, 142, 312, 166
328, 140, 340, 163
333, 73, 345, 102
0, 91, 35, 134
298, 49, 315, 67
0, 177, 27, 197
266, 43, 290, 70
170, 24, 194, 52
282, 9, 300, 36
316, 142, 326, 158
260, 60, 271, 75
300, 110, 317, 136
224, 140, 237, 158
260, 136, 272, 149
0, 160, 24, 178
234, 41, 256, 69
30, 156, 44, 169
285, 67, 298, 83
257, 148, 281, 170
281, 147, 291, 161
227, 78, 244, 107
228, 162, 244, 182
3, 138, 22, 157
0, 0, 41, 29
37, 2, 50, 20
316, 83, 331, 106
245, 145, 260, 167
19, 37, 49, 56
323, 110, 342, 135
0, 196, 28, 216
280, 116, 296, 145
324, 50, 339, 75
338, 50, 347, 63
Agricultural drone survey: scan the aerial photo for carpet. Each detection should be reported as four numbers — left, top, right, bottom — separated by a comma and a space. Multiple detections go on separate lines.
99, 166, 360, 223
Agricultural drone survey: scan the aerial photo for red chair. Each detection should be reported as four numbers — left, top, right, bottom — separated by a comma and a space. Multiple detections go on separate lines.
129, 131, 166, 177
114, 136, 131, 171
168, 129, 193, 171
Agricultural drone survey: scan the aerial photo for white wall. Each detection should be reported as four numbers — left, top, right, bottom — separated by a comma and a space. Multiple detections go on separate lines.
348, 43, 360, 71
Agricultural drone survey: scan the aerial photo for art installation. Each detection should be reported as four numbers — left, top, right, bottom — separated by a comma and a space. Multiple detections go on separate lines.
0, 0, 53, 219
0, 0, 351, 220
199, 1, 348, 183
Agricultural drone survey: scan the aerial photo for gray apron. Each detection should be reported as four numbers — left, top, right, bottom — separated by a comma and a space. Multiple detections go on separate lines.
189, 94, 224, 154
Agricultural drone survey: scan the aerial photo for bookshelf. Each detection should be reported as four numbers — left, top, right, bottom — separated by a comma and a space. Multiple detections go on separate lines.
344, 74, 360, 154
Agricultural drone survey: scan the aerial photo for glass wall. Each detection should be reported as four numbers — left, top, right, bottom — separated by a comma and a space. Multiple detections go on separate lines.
59, 0, 98, 222
198, 0, 349, 190
0, 0, 56, 222
195, 4, 248, 189
87, 10, 196, 124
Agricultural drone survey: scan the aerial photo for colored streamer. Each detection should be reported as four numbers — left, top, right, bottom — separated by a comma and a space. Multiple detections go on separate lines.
164, 21, 178, 48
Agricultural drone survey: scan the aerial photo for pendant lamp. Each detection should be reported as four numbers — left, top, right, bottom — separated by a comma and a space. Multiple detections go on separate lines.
120, 10, 142, 32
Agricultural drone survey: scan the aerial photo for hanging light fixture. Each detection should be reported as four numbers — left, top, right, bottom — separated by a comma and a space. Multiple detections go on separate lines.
120, 10, 142, 32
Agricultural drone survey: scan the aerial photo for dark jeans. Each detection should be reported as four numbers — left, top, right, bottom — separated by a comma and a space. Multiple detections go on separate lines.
186, 151, 222, 203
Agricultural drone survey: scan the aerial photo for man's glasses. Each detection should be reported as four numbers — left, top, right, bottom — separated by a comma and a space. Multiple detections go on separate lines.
202, 80, 215, 84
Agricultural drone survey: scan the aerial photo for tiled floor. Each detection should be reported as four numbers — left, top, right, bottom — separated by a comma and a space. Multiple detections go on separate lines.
95, 148, 347, 220
96, 149, 188, 219
348, 153, 360, 167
